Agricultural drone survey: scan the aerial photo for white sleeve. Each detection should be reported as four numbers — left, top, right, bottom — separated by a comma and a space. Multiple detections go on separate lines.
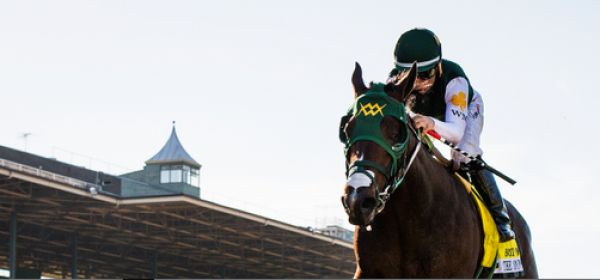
431, 77, 469, 145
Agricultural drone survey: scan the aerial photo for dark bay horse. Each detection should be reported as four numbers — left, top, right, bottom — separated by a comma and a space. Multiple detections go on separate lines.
339, 62, 538, 278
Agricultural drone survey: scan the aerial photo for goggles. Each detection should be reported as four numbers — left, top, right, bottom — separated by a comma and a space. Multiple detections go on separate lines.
416, 67, 436, 80
400, 64, 437, 80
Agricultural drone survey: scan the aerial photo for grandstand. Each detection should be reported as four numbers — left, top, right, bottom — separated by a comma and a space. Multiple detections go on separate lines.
0, 126, 355, 278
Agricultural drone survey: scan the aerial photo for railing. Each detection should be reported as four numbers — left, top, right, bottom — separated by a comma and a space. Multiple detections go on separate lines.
0, 158, 87, 189
51, 147, 133, 176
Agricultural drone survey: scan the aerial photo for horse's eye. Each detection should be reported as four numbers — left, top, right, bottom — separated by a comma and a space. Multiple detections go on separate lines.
392, 133, 400, 141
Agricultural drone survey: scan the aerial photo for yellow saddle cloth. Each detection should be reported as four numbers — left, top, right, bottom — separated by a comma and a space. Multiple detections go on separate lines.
454, 173, 525, 278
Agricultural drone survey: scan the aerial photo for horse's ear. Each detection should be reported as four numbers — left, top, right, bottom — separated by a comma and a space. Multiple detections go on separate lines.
352, 62, 368, 98
390, 61, 418, 102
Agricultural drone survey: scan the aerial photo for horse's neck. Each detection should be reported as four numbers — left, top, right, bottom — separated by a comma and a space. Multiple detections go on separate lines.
390, 143, 472, 224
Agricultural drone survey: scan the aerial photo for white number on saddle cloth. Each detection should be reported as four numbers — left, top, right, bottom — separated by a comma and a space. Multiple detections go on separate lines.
494, 238, 525, 277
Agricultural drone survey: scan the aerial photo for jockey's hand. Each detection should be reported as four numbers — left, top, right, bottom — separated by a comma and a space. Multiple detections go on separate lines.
412, 114, 435, 136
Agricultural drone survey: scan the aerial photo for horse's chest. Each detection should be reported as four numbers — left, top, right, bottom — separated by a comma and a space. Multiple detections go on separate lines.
355, 229, 479, 278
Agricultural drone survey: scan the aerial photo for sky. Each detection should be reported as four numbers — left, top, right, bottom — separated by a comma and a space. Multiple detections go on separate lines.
1, 1, 599, 278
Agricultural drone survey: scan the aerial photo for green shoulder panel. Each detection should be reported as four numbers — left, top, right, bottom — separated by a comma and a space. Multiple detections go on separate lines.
440, 59, 474, 105
424, 59, 475, 121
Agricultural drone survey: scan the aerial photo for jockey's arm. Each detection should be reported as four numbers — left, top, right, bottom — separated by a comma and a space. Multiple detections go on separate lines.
429, 77, 469, 145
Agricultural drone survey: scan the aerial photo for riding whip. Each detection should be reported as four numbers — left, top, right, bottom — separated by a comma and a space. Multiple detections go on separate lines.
426, 130, 517, 185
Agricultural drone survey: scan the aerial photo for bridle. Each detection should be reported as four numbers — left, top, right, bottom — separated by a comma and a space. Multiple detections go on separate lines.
373, 119, 422, 213
340, 84, 424, 214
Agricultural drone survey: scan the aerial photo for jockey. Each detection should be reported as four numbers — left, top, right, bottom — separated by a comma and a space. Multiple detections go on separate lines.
388, 28, 515, 242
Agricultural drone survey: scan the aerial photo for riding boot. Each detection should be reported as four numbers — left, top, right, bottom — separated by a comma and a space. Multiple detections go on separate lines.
471, 168, 515, 242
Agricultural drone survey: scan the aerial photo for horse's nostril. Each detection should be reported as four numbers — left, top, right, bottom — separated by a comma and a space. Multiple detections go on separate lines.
361, 197, 377, 210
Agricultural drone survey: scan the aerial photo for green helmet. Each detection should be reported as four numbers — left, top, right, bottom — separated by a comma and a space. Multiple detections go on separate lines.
393, 28, 441, 73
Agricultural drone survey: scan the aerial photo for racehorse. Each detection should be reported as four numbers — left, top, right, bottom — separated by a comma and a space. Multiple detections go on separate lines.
339, 62, 538, 278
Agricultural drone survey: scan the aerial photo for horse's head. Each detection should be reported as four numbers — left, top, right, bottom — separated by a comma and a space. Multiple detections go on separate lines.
340, 62, 418, 226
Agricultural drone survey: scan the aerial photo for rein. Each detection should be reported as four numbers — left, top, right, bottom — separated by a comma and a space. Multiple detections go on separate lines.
375, 117, 422, 213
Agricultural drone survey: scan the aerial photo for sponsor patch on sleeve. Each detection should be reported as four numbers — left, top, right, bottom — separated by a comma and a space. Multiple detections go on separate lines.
450, 91, 467, 111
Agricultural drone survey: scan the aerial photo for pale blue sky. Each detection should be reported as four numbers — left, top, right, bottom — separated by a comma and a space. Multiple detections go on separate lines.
1, 1, 599, 278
